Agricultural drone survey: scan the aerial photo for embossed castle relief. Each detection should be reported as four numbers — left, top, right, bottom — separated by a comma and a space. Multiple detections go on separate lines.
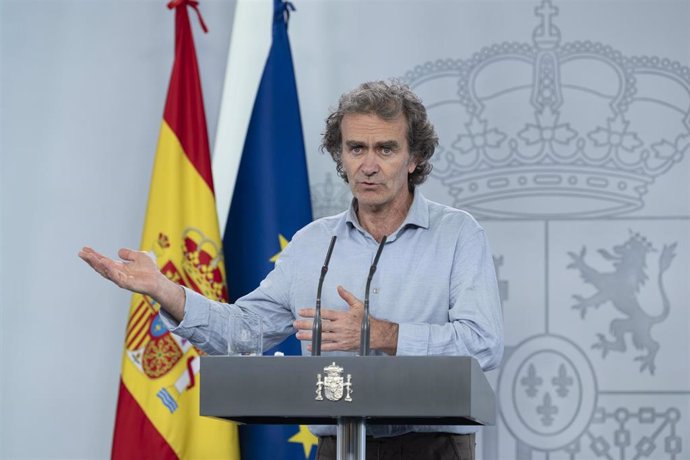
398, 1, 689, 459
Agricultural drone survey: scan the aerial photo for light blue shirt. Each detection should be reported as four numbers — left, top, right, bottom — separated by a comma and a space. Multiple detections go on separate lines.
162, 190, 503, 437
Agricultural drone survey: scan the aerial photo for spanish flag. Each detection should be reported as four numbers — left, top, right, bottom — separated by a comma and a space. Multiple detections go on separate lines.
111, 1, 239, 458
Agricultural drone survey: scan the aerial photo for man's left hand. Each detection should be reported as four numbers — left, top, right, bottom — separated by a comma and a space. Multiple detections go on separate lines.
294, 285, 398, 355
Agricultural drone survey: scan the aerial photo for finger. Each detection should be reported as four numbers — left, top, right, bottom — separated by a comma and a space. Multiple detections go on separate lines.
337, 286, 363, 309
295, 330, 312, 341
320, 332, 341, 342
296, 331, 340, 342
320, 341, 353, 352
293, 319, 314, 331
79, 248, 104, 264
297, 327, 344, 346
80, 251, 110, 275
320, 342, 336, 351
78, 250, 97, 266
298, 307, 344, 321
79, 246, 98, 258
298, 308, 315, 318
101, 259, 126, 281
95, 256, 131, 283
83, 259, 107, 278
118, 247, 141, 262
321, 308, 347, 321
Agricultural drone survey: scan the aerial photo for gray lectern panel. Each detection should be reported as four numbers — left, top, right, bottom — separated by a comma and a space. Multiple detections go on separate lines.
200, 356, 495, 426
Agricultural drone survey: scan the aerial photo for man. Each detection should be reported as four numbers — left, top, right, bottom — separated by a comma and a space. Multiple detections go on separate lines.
80, 81, 503, 460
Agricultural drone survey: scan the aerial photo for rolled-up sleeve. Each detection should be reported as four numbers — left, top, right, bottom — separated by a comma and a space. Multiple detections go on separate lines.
159, 238, 299, 356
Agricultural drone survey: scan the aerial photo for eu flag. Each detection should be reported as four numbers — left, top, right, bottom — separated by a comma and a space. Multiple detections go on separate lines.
222, 1, 316, 459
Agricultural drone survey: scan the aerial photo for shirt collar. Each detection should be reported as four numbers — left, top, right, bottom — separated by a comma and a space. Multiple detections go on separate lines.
345, 188, 430, 235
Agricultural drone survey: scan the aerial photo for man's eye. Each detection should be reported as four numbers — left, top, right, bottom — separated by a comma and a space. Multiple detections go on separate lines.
381, 147, 393, 156
351, 147, 362, 154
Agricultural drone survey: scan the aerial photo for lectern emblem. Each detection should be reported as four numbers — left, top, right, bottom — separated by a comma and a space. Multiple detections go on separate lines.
315, 362, 353, 402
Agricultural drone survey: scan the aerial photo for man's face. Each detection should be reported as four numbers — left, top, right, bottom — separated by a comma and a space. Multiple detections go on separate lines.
340, 113, 417, 212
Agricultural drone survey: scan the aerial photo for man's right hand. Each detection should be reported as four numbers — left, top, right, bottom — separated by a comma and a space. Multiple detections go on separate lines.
78, 247, 186, 321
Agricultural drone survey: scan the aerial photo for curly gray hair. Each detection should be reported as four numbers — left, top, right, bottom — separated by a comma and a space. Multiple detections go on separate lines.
320, 80, 438, 188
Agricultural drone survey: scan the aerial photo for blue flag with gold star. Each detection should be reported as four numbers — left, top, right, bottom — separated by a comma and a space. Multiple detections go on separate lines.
221, 1, 316, 459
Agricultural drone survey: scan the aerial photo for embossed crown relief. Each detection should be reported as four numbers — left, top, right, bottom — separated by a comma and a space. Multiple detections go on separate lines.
401, 0, 688, 219
389, 1, 687, 458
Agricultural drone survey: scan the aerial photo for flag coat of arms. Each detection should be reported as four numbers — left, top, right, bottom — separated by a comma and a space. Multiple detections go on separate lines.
111, 1, 239, 458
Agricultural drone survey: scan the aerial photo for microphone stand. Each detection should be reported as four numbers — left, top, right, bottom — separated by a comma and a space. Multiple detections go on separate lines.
339, 235, 387, 460
359, 235, 387, 356
311, 236, 337, 356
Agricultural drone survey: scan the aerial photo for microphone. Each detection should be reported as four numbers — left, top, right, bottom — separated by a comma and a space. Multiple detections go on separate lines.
360, 235, 387, 356
311, 235, 337, 356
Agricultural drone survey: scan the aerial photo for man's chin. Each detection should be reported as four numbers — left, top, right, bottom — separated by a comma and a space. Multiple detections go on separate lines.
354, 195, 387, 210
353, 189, 380, 199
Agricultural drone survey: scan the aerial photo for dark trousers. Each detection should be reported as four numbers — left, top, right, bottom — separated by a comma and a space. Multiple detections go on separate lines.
316, 432, 475, 460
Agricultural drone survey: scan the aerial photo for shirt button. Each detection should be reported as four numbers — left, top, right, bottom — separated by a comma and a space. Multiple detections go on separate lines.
372, 288, 380, 294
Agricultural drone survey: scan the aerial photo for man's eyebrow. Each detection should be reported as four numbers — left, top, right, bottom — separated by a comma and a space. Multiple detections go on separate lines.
375, 140, 400, 149
345, 140, 365, 147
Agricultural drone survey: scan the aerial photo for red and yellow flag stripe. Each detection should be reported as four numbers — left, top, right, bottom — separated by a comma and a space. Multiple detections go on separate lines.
112, 2, 239, 459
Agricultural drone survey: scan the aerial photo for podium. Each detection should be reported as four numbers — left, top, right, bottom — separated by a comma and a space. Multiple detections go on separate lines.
200, 356, 495, 460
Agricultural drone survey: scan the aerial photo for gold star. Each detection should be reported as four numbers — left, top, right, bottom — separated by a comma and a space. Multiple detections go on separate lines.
269, 234, 289, 263
288, 425, 318, 458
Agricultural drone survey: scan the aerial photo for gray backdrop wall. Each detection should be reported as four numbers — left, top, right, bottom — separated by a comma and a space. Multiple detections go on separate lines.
1, 0, 688, 459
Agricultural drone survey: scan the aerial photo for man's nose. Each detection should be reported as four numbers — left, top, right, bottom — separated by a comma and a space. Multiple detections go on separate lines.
361, 152, 379, 175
